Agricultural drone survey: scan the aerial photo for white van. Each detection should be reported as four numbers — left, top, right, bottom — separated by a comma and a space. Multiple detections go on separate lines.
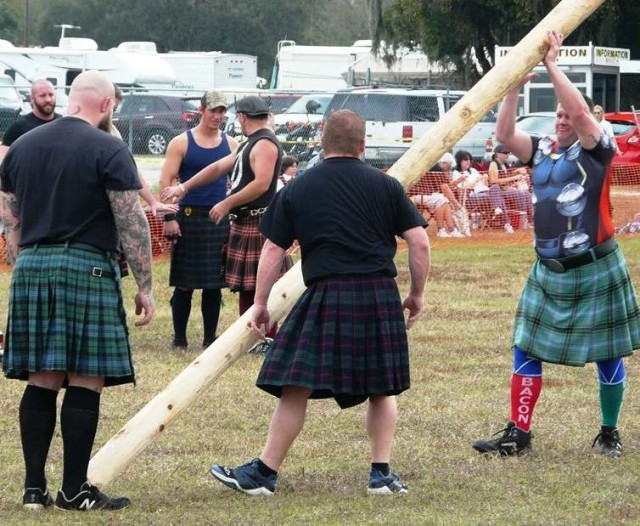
323, 87, 496, 168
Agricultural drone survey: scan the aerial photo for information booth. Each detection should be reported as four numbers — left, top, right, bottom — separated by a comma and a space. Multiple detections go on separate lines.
495, 44, 631, 113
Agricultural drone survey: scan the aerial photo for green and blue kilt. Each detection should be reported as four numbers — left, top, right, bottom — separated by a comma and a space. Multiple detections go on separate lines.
225, 215, 292, 292
513, 246, 640, 366
3, 246, 135, 386
256, 275, 410, 408
169, 206, 229, 289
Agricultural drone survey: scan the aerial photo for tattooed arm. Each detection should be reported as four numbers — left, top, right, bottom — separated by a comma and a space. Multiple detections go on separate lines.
1, 190, 20, 264
107, 189, 155, 326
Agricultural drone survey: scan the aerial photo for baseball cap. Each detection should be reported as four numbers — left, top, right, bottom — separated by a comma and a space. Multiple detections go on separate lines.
203, 90, 227, 109
494, 144, 510, 154
236, 96, 270, 116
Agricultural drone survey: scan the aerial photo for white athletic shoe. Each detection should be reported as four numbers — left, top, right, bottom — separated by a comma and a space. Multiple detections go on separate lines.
449, 229, 464, 238
437, 228, 450, 238
504, 223, 515, 234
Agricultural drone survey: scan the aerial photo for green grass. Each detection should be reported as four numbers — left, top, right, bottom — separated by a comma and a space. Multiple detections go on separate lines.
1, 238, 640, 525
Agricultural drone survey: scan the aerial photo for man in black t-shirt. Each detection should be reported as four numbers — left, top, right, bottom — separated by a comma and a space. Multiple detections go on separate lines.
1, 71, 155, 512
208, 110, 431, 496
0, 79, 60, 162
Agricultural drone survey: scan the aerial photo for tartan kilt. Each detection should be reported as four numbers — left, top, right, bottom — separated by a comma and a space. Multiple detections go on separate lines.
256, 275, 410, 407
169, 209, 229, 289
2, 246, 134, 386
513, 246, 640, 366
225, 215, 294, 291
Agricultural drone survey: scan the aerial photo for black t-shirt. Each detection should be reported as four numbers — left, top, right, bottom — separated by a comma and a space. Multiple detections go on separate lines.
260, 156, 427, 285
1, 112, 61, 146
0, 117, 141, 251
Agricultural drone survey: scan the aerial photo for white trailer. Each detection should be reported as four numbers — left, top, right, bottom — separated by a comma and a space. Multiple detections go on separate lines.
161, 52, 258, 91
0, 38, 175, 90
272, 40, 371, 91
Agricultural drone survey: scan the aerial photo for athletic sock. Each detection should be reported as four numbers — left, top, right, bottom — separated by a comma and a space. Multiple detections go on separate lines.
509, 373, 541, 432
201, 288, 222, 345
171, 287, 193, 343
599, 381, 624, 428
60, 386, 101, 496
256, 458, 278, 477
19, 385, 58, 490
372, 462, 390, 476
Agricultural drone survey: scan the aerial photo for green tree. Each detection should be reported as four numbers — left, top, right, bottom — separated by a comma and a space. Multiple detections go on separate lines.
370, 0, 635, 87
29, 0, 368, 79
0, 0, 19, 43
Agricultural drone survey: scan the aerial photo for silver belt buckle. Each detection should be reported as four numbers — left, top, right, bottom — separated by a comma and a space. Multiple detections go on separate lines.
249, 207, 267, 217
91, 267, 104, 278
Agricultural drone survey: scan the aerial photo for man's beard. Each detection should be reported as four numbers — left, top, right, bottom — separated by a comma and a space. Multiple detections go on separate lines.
33, 101, 55, 116
98, 112, 113, 133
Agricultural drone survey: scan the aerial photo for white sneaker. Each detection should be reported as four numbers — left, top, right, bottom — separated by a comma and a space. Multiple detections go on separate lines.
504, 223, 514, 234
494, 207, 504, 215
463, 228, 472, 237
449, 229, 464, 238
437, 228, 450, 238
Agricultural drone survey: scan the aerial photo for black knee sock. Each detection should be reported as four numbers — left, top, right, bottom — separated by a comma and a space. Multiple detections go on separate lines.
19, 385, 58, 490
171, 287, 193, 344
201, 288, 222, 345
60, 386, 101, 496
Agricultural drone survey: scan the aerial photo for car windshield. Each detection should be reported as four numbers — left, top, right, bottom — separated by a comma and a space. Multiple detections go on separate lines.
609, 119, 638, 136
516, 115, 556, 135
284, 95, 332, 115
264, 95, 301, 114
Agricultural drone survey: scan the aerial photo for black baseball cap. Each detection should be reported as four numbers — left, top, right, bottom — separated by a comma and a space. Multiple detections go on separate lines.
236, 96, 270, 117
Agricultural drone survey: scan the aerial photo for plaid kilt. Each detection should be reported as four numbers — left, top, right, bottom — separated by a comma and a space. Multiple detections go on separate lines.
256, 275, 410, 408
169, 207, 229, 289
3, 246, 134, 386
513, 246, 640, 366
225, 215, 291, 291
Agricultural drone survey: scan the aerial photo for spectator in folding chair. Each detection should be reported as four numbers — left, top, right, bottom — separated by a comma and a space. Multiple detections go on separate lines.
450, 150, 514, 234
488, 144, 534, 227
411, 193, 463, 238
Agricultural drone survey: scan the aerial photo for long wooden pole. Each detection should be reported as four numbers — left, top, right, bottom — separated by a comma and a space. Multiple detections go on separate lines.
88, 0, 605, 488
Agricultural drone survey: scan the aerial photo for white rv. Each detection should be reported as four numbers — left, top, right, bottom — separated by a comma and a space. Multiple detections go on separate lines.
160, 51, 258, 91
272, 40, 371, 91
0, 38, 175, 90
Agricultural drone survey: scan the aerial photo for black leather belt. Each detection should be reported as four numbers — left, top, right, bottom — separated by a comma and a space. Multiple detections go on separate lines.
538, 237, 617, 273
180, 206, 211, 217
21, 242, 116, 278
230, 207, 268, 220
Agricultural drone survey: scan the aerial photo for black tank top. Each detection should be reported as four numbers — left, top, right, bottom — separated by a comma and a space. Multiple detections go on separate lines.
228, 128, 283, 212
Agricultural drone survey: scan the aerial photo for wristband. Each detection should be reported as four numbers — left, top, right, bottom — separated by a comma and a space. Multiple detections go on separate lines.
164, 213, 176, 222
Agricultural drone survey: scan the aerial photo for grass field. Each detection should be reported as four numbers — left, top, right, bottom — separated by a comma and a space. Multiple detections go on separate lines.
1, 238, 639, 525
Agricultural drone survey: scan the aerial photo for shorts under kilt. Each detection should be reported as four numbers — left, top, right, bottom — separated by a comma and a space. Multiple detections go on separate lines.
256, 275, 410, 409
225, 215, 292, 292
169, 207, 229, 289
513, 246, 640, 366
3, 246, 135, 386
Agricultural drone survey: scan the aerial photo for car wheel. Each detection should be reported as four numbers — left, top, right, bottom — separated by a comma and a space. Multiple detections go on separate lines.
146, 129, 171, 155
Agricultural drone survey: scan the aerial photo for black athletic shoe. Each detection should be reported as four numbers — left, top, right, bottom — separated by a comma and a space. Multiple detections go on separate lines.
55, 482, 131, 511
23, 487, 54, 510
472, 421, 532, 456
248, 338, 273, 355
592, 427, 623, 458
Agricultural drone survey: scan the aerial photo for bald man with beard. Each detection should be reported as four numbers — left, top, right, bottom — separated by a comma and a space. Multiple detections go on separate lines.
1, 70, 155, 511
0, 79, 61, 162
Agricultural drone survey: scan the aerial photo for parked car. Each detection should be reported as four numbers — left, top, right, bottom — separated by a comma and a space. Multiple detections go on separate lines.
0, 74, 24, 139
606, 112, 640, 165
113, 94, 200, 155
323, 87, 496, 169
225, 92, 303, 137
